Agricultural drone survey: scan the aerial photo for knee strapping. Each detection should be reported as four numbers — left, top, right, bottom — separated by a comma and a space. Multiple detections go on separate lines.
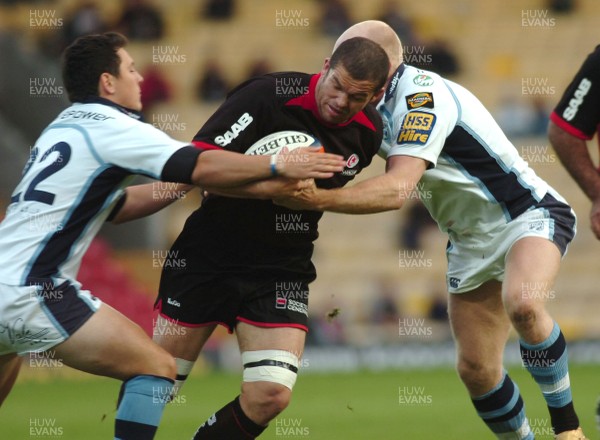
241, 350, 299, 391
170, 358, 195, 398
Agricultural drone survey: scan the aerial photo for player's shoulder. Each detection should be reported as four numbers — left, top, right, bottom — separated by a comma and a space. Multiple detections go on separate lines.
55, 101, 142, 127
565, 44, 600, 78
577, 44, 600, 77
383, 65, 455, 118
360, 103, 384, 132
397, 65, 447, 94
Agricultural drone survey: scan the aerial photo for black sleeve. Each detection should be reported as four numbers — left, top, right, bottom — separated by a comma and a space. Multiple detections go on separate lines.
192, 76, 275, 153
552, 45, 600, 138
106, 192, 127, 222
160, 146, 202, 183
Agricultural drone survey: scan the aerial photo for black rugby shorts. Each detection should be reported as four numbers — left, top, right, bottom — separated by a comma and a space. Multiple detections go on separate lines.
155, 273, 310, 333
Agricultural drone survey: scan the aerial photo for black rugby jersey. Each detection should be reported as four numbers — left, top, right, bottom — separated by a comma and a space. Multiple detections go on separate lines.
166, 72, 382, 279
551, 44, 600, 141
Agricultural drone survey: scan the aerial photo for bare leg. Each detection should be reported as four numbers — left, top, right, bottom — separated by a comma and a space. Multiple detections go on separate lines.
236, 322, 306, 425
152, 316, 216, 397
54, 304, 175, 379
52, 303, 177, 440
503, 237, 557, 344
191, 323, 306, 439
449, 281, 532, 437
0, 353, 21, 406
504, 237, 583, 437
449, 281, 509, 396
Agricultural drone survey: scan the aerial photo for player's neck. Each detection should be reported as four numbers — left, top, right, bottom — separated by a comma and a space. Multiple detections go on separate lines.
81, 96, 144, 121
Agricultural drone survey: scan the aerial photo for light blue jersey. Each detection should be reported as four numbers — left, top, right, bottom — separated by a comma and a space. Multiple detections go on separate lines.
0, 99, 191, 287
378, 64, 567, 240
378, 65, 575, 293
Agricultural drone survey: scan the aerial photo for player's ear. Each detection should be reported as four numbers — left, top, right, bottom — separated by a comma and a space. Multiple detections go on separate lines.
98, 72, 115, 96
369, 87, 385, 104
321, 57, 331, 73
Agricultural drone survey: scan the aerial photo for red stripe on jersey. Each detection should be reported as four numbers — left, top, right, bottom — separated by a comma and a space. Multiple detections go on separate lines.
236, 316, 309, 332
192, 140, 224, 150
285, 73, 377, 132
284, 74, 318, 115
550, 111, 593, 140
350, 110, 377, 132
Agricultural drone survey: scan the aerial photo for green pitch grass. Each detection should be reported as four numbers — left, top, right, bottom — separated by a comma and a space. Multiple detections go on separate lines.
2, 365, 598, 439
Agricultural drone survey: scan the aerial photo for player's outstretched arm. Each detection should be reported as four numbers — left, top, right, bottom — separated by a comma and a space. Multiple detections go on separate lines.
549, 120, 600, 239
191, 147, 345, 188
110, 147, 344, 223
203, 177, 314, 200
275, 155, 428, 214
110, 183, 193, 224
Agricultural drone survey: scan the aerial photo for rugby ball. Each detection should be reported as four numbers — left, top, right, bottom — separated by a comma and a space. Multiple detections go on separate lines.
244, 130, 321, 156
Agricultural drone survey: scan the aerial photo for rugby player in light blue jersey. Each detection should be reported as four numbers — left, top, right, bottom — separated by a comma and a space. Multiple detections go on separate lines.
278, 21, 588, 440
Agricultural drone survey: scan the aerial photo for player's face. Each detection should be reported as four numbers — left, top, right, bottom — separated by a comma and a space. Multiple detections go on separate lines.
315, 61, 379, 125
111, 48, 144, 111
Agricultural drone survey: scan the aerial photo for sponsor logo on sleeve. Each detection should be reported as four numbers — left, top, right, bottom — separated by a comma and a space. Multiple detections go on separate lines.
405, 92, 434, 109
397, 112, 436, 145
412, 74, 434, 86
562, 77, 592, 121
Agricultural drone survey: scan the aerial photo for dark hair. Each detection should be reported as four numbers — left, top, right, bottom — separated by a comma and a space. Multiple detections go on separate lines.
329, 37, 390, 92
61, 32, 128, 103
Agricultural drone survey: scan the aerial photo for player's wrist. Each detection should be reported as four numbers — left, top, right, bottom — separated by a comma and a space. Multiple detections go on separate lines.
270, 154, 279, 177
271, 153, 287, 177
311, 188, 328, 211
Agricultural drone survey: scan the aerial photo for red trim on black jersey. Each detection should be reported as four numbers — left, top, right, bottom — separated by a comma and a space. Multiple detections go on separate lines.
157, 311, 234, 333
550, 111, 592, 140
285, 74, 377, 132
192, 140, 224, 150
236, 316, 309, 332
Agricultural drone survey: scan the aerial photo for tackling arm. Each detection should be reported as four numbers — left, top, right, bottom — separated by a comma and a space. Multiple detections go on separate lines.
274, 155, 428, 214
111, 147, 344, 222
191, 147, 345, 188
110, 183, 193, 224
109, 183, 194, 224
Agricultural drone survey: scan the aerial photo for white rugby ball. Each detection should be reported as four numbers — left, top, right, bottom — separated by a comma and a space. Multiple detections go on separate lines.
244, 130, 321, 156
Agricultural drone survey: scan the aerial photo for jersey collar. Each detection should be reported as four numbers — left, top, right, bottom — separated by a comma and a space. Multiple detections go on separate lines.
81, 97, 144, 121
384, 63, 406, 103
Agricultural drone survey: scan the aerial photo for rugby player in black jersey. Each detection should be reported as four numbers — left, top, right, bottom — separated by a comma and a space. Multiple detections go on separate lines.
153, 37, 390, 439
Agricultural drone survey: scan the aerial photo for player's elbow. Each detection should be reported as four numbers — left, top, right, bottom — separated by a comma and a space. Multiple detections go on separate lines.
393, 197, 405, 210
387, 196, 404, 211
547, 120, 560, 146
547, 120, 572, 154
389, 185, 407, 211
